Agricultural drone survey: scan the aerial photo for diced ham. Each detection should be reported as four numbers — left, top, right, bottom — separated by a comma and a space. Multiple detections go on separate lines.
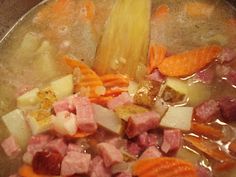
107, 92, 133, 110
194, 67, 215, 84
53, 99, 70, 114
89, 156, 111, 177
75, 97, 97, 133
127, 142, 142, 156
126, 111, 160, 138
116, 171, 132, 177
97, 143, 123, 167
194, 99, 220, 123
1, 136, 21, 158
161, 129, 182, 153
27, 134, 52, 155
106, 137, 127, 150
61, 151, 91, 176
137, 132, 158, 148
219, 97, 236, 122
139, 146, 162, 159
9, 174, 20, 177
44, 138, 67, 156
147, 69, 165, 83
67, 143, 82, 153
215, 65, 231, 77
218, 48, 236, 63
197, 166, 212, 177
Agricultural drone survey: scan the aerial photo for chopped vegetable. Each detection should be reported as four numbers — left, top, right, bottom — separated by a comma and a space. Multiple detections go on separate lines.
100, 74, 129, 88
114, 104, 149, 121
133, 157, 198, 177
184, 135, 233, 162
18, 164, 50, 177
77, 0, 95, 21
68, 130, 93, 138
17, 88, 40, 108
134, 80, 161, 107
161, 86, 186, 104
94, 0, 151, 78
128, 81, 138, 97
158, 45, 222, 77
153, 4, 170, 19
148, 44, 167, 73
90, 96, 113, 106
50, 74, 73, 100
165, 78, 188, 95
191, 122, 223, 140
64, 56, 103, 97
153, 98, 168, 117
160, 106, 193, 131
2, 109, 31, 149
92, 104, 122, 134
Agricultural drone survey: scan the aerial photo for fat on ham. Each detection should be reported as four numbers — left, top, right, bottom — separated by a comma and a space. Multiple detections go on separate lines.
89, 156, 112, 177
161, 129, 182, 153
139, 146, 162, 159
1, 136, 21, 158
107, 92, 133, 110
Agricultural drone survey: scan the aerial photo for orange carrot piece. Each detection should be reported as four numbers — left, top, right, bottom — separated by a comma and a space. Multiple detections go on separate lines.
184, 135, 232, 162
153, 4, 170, 19
90, 96, 113, 106
52, 0, 70, 13
100, 74, 129, 88
133, 157, 198, 177
184, 2, 214, 17
105, 87, 128, 97
227, 19, 236, 26
18, 164, 50, 177
148, 44, 167, 73
158, 45, 222, 77
64, 56, 103, 97
191, 122, 223, 140
68, 130, 93, 138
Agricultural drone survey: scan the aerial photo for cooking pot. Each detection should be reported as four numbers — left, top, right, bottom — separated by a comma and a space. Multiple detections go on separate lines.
0, 0, 236, 40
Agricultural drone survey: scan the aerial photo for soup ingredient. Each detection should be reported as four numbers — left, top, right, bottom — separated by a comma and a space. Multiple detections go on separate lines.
101, 74, 129, 88
148, 44, 167, 73
161, 129, 182, 154
160, 106, 193, 131
153, 98, 168, 117
194, 99, 220, 123
133, 157, 198, 177
191, 122, 223, 140
184, 135, 232, 162
134, 80, 160, 107
158, 45, 222, 77
94, 0, 151, 78
50, 74, 73, 100
64, 56, 103, 97
1, 136, 21, 158
125, 111, 160, 138
114, 104, 149, 121
32, 150, 63, 175
18, 164, 49, 177
2, 109, 31, 148
219, 97, 236, 122
97, 142, 123, 167
153, 4, 169, 19
17, 88, 40, 108
107, 92, 133, 110
92, 104, 122, 134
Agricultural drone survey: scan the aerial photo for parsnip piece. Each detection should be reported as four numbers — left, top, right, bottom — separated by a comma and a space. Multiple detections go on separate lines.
92, 104, 122, 134
165, 78, 188, 95
2, 109, 31, 148
27, 115, 53, 135
17, 88, 40, 108
94, 0, 151, 78
50, 74, 73, 100
160, 106, 193, 131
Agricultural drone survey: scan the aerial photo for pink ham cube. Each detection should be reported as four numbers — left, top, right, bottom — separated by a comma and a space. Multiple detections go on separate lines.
1, 136, 21, 158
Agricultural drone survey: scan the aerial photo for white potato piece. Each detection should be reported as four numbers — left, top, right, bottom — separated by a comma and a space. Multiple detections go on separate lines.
160, 106, 193, 131
52, 112, 77, 136
50, 74, 74, 100
17, 88, 40, 108
27, 115, 53, 135
92, 104, 122, 134
2, 109, 31, 148
166, 78, 188, 95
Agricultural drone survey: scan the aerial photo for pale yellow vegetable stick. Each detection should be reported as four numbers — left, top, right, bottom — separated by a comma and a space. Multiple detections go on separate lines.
94, 0, 151, 78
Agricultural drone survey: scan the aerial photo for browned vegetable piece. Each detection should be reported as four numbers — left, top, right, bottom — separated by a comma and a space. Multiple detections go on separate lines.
153, 98, 168, 117
134, 80, 161, 107
114, 104, 149, 121
161, 86, 186, 104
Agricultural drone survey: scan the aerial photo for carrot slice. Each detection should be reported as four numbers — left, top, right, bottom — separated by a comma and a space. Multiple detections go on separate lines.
158, 45, 222, 77
153, 4, 170, 19
191, 122, 223, 140
52, 0, 70, 13
18, 164, 50, 177
184, 2, 215, 17
148, 44, 167, 73
64, 56, 103, 97
184, 135, 232, 162
90, 96, 113, 106
67, 129, 93, 138
105, 87, 128, 97
100, 74, 129, 88
78, 0, 95, 21
133, 157, 198, 177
